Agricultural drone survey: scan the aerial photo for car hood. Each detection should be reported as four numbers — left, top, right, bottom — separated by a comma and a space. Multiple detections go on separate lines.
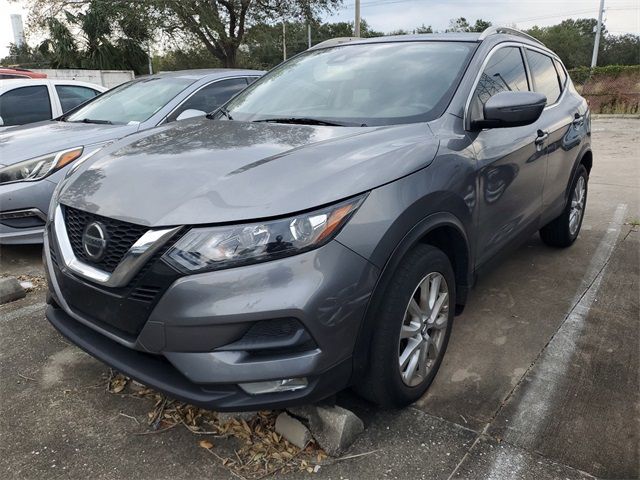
59, 118, 439, 226
0, 121, 139, 166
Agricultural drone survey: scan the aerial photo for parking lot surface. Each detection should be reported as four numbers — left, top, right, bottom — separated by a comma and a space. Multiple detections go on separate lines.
1, 117, 638, 480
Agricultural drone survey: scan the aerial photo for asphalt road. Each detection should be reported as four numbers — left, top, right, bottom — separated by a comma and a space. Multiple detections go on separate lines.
1, 117, 638, 480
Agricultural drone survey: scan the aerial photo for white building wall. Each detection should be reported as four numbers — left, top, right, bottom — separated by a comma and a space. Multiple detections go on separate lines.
31, 69, 135, 89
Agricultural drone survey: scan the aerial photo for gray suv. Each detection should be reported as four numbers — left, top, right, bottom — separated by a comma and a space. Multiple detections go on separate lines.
44, 28, 592, 410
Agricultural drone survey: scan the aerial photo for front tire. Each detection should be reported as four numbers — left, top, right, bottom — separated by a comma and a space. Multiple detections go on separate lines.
355, 244, 455, 407
540, 164, 588, 247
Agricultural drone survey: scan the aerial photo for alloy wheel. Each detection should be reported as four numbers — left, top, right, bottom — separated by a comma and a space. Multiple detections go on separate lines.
398, 272, 449, 387
569, 175, 586, 236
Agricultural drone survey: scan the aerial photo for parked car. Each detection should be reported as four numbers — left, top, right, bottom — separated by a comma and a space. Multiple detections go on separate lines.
0, 69, 263, 244
0, 67, 47, 79
0, 78, 106, 129
44, 28, 591, 410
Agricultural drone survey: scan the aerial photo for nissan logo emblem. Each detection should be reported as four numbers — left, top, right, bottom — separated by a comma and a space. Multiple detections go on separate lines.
82, 221, 108, 261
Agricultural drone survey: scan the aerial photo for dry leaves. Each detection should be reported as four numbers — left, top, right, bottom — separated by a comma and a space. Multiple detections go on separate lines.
107, 372, 328, 478
16, 274, 47, 291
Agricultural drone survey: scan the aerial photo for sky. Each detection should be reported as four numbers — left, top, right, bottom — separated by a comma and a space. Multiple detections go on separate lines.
1, 0, 639, 59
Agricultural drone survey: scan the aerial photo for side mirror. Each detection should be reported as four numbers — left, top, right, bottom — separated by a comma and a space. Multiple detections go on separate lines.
176, 109, 206, 121
473, 91, 546, 129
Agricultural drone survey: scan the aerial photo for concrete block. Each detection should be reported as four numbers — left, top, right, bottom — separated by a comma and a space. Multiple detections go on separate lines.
287, 404, 364, 456
0, 277, 26, 304
275, 412, 312, 449
216, 411, 256, 424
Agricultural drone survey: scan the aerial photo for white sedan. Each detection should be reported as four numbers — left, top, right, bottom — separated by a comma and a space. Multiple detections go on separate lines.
0, 79, 107, 129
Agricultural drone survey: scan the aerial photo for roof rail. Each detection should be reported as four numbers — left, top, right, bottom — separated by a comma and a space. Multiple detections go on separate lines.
478, 26, 545, 46
309, 37, 359, 50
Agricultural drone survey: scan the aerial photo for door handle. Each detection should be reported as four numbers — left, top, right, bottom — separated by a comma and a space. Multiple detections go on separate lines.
535, 130, 549, 145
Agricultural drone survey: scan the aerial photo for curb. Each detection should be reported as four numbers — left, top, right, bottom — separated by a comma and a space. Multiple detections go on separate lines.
592, 114, 640, 119
0, 277, 27, 304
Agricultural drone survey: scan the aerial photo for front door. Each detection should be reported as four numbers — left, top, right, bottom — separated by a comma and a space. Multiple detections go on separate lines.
469, 45, 547, 266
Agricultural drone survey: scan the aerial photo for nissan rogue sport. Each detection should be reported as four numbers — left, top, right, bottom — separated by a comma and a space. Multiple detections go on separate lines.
44, 28, 592, 410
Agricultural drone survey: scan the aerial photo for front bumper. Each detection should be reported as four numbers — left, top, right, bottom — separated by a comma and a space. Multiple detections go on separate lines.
0, 178, 56, 244
45, 229, 379, 410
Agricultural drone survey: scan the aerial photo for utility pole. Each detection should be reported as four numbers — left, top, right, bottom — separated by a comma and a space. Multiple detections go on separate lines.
591, 0, 605, 68
147, 43, 153, 75
308, 23, 312, 49
283, 20, 287, 61
355, 0, 361, 37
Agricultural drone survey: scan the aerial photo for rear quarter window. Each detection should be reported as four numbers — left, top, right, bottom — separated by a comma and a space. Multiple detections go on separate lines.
56, 85, 100, 113
554, 59, 568, 89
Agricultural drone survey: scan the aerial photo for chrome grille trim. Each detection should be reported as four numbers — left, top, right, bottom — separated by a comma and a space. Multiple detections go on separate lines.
53, 205, 181, 288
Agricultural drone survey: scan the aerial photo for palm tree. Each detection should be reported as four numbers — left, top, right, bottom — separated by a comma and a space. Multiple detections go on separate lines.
38, 0, 150, 74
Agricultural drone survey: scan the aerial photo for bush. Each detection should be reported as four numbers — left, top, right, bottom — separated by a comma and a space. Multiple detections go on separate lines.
569, 65, 640, 114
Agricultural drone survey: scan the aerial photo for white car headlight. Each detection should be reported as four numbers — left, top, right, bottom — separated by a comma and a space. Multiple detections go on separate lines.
163, 195, 366, 273
0, 147, 83, 185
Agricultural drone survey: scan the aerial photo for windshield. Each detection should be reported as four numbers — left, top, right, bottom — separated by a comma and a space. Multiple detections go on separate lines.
65, 76, 194, 124
223, 41, 476, 126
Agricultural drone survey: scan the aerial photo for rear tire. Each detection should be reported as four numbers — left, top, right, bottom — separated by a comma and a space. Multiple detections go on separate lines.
540, 164, 588, 248
355, 244, 455, 407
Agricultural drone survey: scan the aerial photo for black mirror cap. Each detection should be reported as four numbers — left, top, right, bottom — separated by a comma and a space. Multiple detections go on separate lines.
472, 91, 547, 130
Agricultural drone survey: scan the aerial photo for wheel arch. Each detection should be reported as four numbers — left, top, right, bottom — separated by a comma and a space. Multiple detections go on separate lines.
351, 211, 472, 380
567, 147, 593, 196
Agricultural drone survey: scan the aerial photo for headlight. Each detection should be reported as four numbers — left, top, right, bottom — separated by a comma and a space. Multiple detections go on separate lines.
163, 195, 366, 273
0, 147, 83, 185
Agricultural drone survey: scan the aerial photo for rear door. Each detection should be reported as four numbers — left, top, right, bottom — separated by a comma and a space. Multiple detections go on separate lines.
469, 45, 547, 266
0, 84, 53, 127
524, 49, 588, 222
54, 84, 101, 114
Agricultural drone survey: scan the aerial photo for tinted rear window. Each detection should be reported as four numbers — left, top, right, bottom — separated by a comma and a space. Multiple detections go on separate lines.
0, 85, 52, 126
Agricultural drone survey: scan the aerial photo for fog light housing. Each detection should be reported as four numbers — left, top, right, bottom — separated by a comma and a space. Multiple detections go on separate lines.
239, 378, 308, 395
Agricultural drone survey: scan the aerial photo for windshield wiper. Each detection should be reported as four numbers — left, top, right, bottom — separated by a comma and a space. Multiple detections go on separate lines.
79, 118, 113, 125
253, 117, 351, 127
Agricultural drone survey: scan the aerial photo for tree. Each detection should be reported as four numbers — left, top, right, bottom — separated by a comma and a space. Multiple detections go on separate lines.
526, 19, 603, 69
603, 34, 640, 66
447, 17, 491, 33
415, 24, 433, 34
242, 18, 382, 69
32, 0, 151, 73
0, 42, 47, 68
24, 0, 341, 68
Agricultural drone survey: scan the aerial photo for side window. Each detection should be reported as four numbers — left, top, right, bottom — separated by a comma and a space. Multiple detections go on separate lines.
526, 50, 562, 105
247, 76, 260, 84
0, 74, 28, 79
471, 47, 529, 121
55, 85, 100, 113
554, 59, 568, 89
0, 85, 52, 126
169, 78, 249, 121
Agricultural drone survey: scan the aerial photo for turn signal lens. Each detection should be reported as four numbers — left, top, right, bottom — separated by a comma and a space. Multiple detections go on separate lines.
54, 147, 84, 170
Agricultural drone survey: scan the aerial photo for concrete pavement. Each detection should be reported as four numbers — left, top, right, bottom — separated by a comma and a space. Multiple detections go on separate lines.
1, 118, 638, 479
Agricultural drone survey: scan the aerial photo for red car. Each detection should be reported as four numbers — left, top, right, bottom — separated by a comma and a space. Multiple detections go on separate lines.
0, 68, 47, 79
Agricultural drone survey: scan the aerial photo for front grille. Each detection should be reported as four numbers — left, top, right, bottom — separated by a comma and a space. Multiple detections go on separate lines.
64, 206, 148, 273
